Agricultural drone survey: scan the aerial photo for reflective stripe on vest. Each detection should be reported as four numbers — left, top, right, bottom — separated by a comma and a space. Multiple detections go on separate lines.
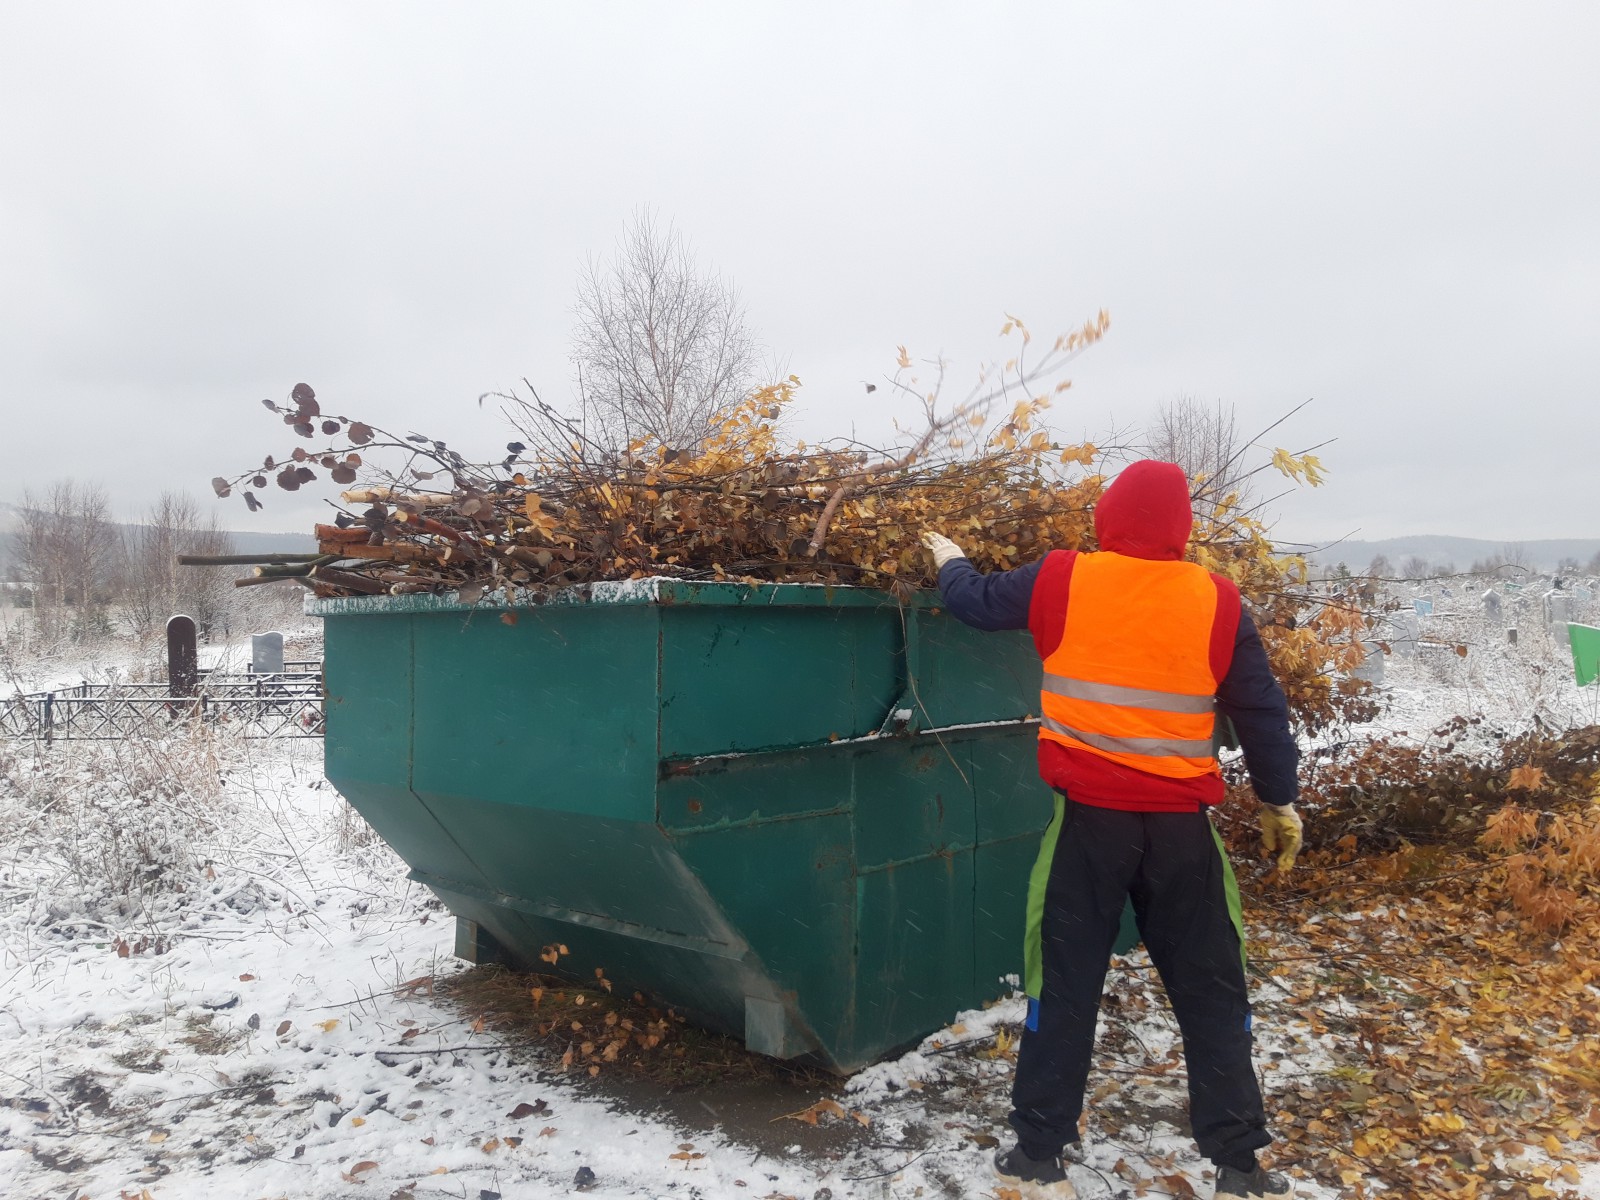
1036, 551, 1222, 779
1039, 713, 1215, 760
1042, 672, 1215, 715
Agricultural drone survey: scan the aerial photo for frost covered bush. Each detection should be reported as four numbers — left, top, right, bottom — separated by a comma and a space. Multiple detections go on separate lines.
0, 730, 241, 935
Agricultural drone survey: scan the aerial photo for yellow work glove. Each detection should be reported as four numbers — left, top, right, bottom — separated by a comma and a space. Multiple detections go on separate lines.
921, 531, 966, 569
1259, 804, 1304, 871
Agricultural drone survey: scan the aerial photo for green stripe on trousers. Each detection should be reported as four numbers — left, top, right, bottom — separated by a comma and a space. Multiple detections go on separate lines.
1023, 794, 1246, 999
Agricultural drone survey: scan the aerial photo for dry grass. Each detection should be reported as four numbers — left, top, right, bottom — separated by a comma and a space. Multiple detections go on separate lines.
178, 1012, 249, 1057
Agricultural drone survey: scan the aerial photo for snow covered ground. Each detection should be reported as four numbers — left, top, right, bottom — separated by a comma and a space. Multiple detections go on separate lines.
1, 590, 1597, 1200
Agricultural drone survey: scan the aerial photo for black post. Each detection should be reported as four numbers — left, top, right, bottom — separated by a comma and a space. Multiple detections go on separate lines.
167, 615, 198, 697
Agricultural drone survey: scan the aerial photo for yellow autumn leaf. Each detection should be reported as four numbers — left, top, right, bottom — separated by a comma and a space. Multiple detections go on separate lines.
1508, 765, 1547, 790
317, 1019, 339, 1033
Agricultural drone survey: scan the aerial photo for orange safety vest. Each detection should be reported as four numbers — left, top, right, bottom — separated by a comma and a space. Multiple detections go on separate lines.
1037, 551, 1222, 780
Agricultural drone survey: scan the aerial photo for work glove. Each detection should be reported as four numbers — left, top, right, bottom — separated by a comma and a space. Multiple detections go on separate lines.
921, 531, 965, 569
1259, 803, 1304, 871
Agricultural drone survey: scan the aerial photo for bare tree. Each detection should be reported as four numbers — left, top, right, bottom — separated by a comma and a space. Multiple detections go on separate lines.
1142, 397, 1251, 516
16, 482, 118, 632
571, 212, 758, 450
1400, 555, 1433, 579
1470, 544, 1533, 579
121, 491, 235, 637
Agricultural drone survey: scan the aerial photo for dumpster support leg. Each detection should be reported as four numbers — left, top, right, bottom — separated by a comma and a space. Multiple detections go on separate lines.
454, 918, 507, 966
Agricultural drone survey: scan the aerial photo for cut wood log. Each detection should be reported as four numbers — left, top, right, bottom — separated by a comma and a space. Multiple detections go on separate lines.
314, 524, 374, 544
308, 566, 387, 595
318, 541, 443, 563
179, 552, 325, 566
341, 487, 457, 507
394, 511, 465, 541
233, 573, 311, 588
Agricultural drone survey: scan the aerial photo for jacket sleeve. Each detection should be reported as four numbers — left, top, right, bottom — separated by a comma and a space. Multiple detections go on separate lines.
934, 556, 1044, 631
1215, 611, 1300, 807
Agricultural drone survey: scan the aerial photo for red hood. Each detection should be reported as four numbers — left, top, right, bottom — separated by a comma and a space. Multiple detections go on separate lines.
1093, 460, 1193, 561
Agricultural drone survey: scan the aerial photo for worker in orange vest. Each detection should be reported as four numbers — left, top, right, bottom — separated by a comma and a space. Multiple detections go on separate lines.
924, 459, 1303, 1200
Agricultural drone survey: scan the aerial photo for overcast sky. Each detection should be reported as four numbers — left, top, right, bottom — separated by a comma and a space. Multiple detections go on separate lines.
2, 3, 1596, 549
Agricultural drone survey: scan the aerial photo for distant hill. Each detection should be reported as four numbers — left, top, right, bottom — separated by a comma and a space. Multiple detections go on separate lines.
219, 529, 319, 556
1300, 535, 1600, 574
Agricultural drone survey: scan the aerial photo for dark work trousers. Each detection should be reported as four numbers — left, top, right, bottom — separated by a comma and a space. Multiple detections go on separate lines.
1009, 799, 1271, 1167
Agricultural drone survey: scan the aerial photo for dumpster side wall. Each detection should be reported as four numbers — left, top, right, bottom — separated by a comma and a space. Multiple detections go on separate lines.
318, 588, 1077, 1073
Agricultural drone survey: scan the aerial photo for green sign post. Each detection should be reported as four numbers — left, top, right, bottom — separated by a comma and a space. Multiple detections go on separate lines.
1569, 623, 1600, 687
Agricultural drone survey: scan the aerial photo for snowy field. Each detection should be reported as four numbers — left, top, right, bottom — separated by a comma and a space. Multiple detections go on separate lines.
2, 591, 1597, 1200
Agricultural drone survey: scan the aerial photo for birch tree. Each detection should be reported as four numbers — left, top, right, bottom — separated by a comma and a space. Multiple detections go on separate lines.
571, 213, 758, 451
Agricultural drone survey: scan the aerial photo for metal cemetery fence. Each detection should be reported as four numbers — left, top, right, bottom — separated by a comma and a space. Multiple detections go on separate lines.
0, 666, 324, 741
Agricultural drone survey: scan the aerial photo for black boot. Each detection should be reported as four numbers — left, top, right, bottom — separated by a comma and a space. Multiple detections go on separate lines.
1214, 1161, 1292, 1199
993, 1143, 1078, 1197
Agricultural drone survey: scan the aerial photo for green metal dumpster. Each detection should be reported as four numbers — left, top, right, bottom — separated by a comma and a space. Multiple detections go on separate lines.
309, 579, 1117, 1072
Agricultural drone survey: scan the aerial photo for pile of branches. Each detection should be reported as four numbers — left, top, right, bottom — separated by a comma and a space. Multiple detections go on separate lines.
1216, 719, 1600, 857
211, 315, 1363, 730
213, 318, 1114, 601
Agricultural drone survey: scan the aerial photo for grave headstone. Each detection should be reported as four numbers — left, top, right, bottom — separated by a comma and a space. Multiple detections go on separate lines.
1413, 597, 1434, 617
1482, 588, 1503, 625
1351, 639, 1386, 685
1382, 611, 1420, 658
251, 631, 286, 675
1544, 590, 1571, 641
167, 614, 198, 697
